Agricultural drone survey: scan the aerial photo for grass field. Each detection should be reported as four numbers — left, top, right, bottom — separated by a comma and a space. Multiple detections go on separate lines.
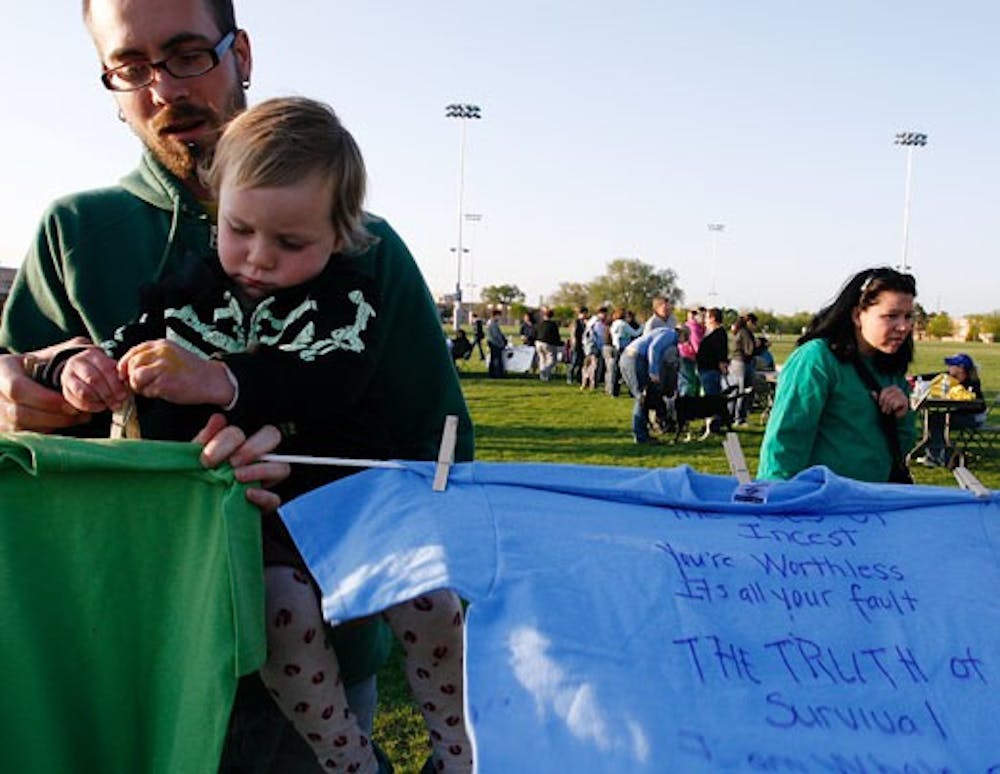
375, 335, 1000, 770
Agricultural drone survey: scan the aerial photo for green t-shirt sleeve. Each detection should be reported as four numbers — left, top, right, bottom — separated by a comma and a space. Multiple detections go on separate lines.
757, 342, 832, 480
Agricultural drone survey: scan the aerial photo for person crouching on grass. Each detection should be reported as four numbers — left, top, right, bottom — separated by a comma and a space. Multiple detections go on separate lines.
50, 97, 471, 774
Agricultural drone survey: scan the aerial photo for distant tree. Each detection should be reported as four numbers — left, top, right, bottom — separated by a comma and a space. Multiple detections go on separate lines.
481, 284, 525, 307
587, 258, 683, 313
968, 311, 1000, 337
549, 281, 590, 310
770, 311, 812, 336
550, 304, 576, 326
912, 302, 930, 333
508, 302, 532, 322
925, 312, 954, 339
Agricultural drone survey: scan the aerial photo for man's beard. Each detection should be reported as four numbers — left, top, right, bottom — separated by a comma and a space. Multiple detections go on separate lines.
138, 81, 246, 184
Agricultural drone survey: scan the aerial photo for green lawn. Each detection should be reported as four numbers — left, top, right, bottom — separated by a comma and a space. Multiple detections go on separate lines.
376, 336, 999, 770
460, 335, 999, 485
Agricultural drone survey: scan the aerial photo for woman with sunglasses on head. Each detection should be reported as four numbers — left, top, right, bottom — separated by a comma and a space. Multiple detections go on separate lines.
757, 267, 917, 483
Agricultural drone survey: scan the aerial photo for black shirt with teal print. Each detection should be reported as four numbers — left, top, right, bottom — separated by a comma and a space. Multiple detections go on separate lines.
105, 254, 390, 501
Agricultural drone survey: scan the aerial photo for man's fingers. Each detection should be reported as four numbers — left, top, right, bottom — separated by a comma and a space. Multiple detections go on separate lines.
192, 413, 229, 446
194, 417, 289, 515
2, 400, 90, 433
0, 354, 86, 432
198, 422, 248, 469
232, 460, 291, 490
244, 486, 282, 515
228, 424, 283, 468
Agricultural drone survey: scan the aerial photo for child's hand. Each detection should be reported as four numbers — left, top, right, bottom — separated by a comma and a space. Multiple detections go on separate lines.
119, 339, 236, 407
61, 347, 129, 413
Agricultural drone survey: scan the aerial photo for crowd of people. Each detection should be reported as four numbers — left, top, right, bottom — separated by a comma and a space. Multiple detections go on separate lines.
451, 267, 988, 481
453, 298, 776, 444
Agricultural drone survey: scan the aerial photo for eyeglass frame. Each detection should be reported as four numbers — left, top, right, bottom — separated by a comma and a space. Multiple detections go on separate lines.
100, 29, 237, 92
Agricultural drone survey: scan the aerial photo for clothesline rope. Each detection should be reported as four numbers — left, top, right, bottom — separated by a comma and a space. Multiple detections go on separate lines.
261, 418, 988, 498
260, 455, 405, 470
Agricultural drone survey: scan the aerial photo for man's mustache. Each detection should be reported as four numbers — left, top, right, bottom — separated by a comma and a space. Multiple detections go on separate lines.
151, 103, 220, 136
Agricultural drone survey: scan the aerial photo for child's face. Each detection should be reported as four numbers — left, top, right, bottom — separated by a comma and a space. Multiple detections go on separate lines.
217, 173, 339, 300
947, 364, 968, 382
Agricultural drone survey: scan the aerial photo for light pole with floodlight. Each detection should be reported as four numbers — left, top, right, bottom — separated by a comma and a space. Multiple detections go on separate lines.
894, 131, 927, 274
445, 103, 482, 329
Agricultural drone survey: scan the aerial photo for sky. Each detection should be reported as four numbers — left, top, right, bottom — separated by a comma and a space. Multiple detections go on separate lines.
3, 1, 998, 316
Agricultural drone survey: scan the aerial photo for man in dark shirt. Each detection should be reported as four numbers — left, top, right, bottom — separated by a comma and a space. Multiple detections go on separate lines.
534, 308, 563, 381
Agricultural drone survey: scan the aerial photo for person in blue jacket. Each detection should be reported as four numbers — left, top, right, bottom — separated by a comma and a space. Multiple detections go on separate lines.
618, 326, 679, 444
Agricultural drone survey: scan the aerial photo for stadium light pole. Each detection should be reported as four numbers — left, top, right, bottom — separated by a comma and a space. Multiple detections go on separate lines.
894, 131, 928, 274
446, 103, 482, 330
463, 213, 483, 303
707, 223, 725, 304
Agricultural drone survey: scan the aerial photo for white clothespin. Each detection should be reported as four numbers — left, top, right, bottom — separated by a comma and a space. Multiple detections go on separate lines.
432, 415, 459, 492
110, 394, 141, 439
723, 432, 752, 485
953, 465, 990, 499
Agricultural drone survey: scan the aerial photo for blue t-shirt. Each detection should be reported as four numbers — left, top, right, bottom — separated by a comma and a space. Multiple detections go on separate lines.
281, 462, 999, 773
625, 327, 679, 371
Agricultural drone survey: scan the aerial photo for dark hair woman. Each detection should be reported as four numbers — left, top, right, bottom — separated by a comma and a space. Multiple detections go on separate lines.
757, 267, 917, 482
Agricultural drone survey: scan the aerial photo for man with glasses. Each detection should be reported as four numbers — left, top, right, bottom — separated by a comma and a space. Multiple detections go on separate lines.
0, 0, 473, 771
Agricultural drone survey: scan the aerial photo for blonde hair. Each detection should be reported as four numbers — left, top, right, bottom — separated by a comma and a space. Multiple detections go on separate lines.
208, 96, 372, 253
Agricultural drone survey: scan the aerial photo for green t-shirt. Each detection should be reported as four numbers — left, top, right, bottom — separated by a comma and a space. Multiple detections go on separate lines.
0, 433, 265, 774
757, 339, 915, 482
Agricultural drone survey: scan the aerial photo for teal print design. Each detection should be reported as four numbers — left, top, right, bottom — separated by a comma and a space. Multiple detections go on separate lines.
158, 290, 375, 362
291, 290, 376, 362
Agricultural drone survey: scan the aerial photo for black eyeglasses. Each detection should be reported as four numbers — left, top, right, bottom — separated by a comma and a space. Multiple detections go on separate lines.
101, 30, 237, 92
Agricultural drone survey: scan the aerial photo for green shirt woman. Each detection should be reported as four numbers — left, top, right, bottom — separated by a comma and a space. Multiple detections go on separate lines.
758, 267, 917, 483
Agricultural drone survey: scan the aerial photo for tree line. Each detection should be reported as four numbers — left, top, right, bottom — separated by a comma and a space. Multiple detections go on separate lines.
464, 258, 1000, 340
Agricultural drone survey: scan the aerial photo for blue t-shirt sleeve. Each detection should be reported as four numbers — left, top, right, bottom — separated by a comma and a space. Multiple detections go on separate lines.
279, 465, 497, 619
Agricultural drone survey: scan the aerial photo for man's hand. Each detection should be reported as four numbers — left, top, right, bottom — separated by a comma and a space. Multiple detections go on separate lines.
119, 339, 235, 407
61, 347, 128, 413
0, 339, 93, 433
194, 414, 290, 513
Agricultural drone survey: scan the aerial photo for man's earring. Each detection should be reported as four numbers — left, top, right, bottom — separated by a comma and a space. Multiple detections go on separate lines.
117, 108, 126, 123
241, 78, 251, 90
